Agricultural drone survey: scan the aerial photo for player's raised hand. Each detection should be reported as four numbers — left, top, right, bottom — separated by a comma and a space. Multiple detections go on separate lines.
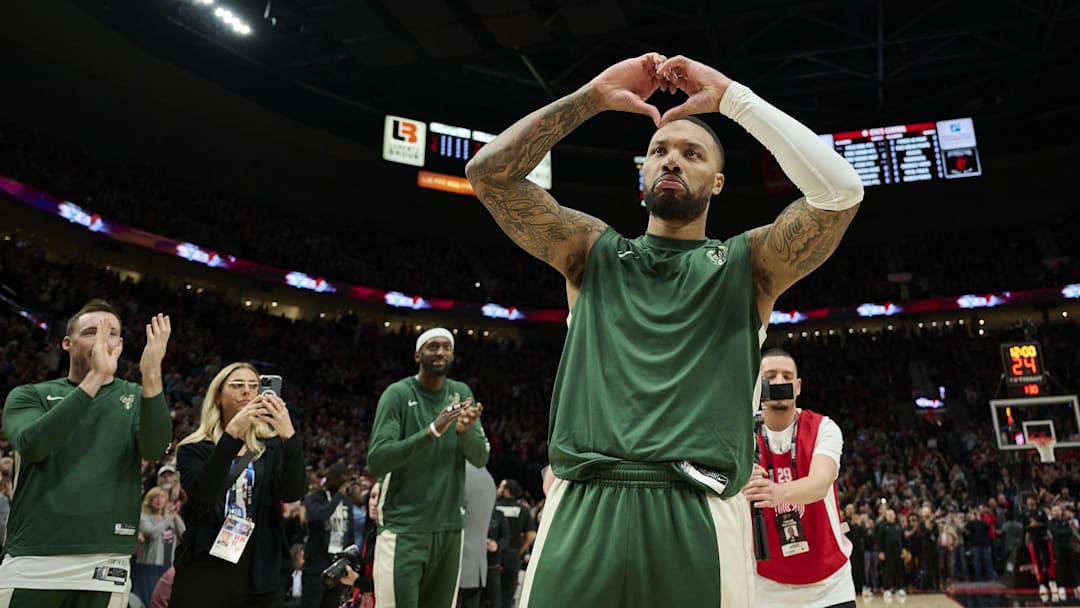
89, 317, 123, 378
654, 55, 735, 125
139, 313, 171, 374
589, 53, 667, 126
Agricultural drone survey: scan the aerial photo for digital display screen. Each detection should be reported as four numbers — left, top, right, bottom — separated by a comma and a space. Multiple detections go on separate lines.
4, 171, 1075, 328
1000, 341, 1047, 396
0, 174, 566, 323
821, 117, 981, 187
383, 115, 552, 195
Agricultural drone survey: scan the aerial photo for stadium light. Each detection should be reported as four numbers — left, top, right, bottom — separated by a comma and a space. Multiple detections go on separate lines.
204, 3, 253, 36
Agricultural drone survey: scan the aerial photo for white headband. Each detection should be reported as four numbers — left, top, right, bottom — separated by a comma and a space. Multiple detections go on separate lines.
415, 328, 454, 352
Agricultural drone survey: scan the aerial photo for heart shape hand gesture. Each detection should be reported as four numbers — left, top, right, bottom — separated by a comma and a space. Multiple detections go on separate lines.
588, 53, 734, 126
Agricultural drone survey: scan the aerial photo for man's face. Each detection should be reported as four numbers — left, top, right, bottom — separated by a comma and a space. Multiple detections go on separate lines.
62, 311, 121, 376
641, 121, 723, 223
760, 355, 801, 428
415, 337, 454, 377
158, 471, 178, 491
326, 469, 348, 492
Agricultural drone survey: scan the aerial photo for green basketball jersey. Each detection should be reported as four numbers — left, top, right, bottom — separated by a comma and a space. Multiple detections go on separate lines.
3, 377, 171, 555
548, 227, 763, 497
367, 377, 490, 534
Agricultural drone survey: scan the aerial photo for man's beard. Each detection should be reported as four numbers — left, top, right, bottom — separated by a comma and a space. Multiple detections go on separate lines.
643, 185, 709, 222
71, 351, 91, 377
420, 359, 450, 377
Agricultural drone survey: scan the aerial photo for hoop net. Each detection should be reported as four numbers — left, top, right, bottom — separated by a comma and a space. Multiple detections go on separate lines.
1031, 436, 1056, 463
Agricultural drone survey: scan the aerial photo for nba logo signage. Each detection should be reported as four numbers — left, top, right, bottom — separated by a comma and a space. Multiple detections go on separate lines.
383, 115, 426, 167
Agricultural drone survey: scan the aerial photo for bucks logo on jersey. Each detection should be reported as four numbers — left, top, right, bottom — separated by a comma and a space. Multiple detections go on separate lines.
120, 394, 135, 410
705, 245, 728, 267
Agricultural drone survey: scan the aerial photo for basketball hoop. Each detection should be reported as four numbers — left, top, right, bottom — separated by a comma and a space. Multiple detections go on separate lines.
1031, 436, 1056, 463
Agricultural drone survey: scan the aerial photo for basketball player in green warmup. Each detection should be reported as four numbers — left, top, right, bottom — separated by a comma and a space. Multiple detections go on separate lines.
367, 328, 489, 608
465, 52, 863, 606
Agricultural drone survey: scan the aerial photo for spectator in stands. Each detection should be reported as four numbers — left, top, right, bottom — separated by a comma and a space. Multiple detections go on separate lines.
937, 511, 960, 592
150, 567, 175, 608
134, 487, 186, 606
1020, 493, 1054, 598
917, 506, 940, 591
965, 508, 994, 581
1048, 504, 1079, 600
170, 362, 306, 608
862, 515, 880, 597
879, 508, 905, 600
285, 544, 304, 607
156, 464, 183, 514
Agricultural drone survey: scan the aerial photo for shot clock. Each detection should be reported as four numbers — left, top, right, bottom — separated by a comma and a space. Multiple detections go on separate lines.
1000, 341, 1047, 396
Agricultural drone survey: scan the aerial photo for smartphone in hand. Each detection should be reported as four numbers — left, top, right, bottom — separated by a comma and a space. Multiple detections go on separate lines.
259, 374, 283, 398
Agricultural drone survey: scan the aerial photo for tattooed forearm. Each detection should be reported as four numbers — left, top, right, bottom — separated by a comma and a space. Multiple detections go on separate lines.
767, 199, 858, 277
466, 86, 607, 275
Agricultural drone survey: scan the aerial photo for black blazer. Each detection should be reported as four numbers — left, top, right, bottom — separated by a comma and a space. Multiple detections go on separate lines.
175, 432, 305, 593
302, 488, 357, 573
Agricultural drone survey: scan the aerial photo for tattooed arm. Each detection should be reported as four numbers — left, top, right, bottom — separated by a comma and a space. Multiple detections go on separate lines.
702, 69, 863, 323
466, 53, 667, 287
747, 202, 859, 322
640, 56, 864, 323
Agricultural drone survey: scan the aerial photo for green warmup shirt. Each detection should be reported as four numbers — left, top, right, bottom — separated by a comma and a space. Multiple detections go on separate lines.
549, 227, 763, 497
2, 377, 173, 555
367, 377, 490, 534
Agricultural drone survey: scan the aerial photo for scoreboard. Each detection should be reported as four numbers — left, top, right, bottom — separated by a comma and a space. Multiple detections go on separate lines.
820, 117, 981, 187
1000, 341, 1048, 397
639, 116, 982, 199
383, 115, 552, 195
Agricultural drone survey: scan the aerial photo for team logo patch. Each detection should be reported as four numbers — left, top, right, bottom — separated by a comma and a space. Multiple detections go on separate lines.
705, 245, 728, 266
120, 394, 135, 410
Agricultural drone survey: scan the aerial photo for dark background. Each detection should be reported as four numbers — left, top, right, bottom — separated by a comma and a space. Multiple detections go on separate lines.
2, 0, 1078, 245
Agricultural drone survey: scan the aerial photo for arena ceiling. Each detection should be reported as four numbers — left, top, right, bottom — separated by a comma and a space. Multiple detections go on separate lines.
68, 0, 1080, 156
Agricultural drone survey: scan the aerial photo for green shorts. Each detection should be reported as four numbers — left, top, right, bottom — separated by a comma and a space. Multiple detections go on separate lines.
518, 462, 754, 608
0, 588, 126, 608
373, 528, 463, 608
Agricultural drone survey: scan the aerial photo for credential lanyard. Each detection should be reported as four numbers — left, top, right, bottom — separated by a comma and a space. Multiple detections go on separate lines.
225, 456, 256, 519
759, 414, 799, 482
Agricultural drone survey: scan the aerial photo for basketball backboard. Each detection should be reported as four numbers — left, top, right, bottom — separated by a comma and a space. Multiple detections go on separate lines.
990, 395, 1079, 451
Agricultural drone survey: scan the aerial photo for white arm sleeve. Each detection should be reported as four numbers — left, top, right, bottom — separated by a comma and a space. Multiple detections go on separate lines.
812, 415, 844, 473
719, 81, 864, 211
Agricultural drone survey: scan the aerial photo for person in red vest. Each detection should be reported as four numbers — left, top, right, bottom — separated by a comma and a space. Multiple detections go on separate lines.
741, 348, 856, 608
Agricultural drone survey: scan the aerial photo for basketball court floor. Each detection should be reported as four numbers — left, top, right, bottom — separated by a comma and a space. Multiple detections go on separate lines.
856, 584, 1080, 607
